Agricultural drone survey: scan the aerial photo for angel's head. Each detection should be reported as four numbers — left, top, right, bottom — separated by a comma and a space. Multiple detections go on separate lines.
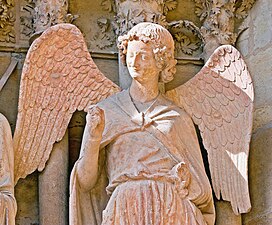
118, 22, 177, 83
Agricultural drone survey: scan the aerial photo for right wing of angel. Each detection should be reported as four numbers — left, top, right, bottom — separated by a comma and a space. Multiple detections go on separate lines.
14, 24, 120, 183
166, 45, 254, 214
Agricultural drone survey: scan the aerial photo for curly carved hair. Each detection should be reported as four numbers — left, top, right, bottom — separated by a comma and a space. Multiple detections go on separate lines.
118, 22, 177, 83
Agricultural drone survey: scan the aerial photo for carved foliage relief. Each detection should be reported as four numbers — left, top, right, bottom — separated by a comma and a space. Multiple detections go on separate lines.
0, 0, 15, 43
20, 0, 36, 38
20, 0, 77, 40
33, 0, 76, 34
95, 0, 256, 56
113, 0, 177, 35
168, 20, 203, 56
97, 0, 178, 51
194, 0, 256, 45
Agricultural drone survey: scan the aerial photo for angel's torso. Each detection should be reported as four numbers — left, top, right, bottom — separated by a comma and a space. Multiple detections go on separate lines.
105, 130, 177, 193
98, 90, 212, 201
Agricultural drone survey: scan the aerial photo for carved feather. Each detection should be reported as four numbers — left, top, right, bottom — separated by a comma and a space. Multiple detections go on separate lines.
14, 24, 120, 183
166, 45, 253, 214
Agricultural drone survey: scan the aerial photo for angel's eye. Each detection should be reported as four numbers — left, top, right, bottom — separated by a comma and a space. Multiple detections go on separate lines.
128, 53, 134, 58
141, 54, 148, 60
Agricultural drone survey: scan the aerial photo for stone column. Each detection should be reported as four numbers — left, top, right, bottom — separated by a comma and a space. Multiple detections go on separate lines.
39, 131, 69, 225
236, 0, 272, 224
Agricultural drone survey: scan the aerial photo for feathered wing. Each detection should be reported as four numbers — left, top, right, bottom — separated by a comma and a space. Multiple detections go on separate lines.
14, 24, 120, 183
166, 45, 254, 214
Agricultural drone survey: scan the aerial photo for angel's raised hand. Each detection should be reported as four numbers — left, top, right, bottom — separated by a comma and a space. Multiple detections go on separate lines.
87, 106, 105, 140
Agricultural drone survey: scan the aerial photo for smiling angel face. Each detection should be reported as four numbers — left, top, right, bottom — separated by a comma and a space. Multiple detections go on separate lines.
126, 40, 161, 83
118, 22, 177, 84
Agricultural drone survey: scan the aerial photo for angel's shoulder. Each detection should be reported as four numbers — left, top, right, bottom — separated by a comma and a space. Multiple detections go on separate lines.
161, 94, 191, 119
87, 91, 123, 114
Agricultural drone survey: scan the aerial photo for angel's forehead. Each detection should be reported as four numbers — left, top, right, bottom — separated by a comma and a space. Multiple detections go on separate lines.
127, 40, 154, 53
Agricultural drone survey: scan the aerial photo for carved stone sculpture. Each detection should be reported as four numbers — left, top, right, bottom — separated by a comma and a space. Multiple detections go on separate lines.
70, 22, 254, 225
12, 20, 253, 224
0, 113, 17, 225
0, 0, 15, 43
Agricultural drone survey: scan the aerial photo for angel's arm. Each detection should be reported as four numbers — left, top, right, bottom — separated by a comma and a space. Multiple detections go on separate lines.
76, 106, 105, 191
177, 110, 215, 225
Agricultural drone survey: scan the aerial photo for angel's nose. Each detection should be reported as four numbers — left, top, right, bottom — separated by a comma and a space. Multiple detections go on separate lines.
131, 54, 140, 67
129, 55, 135, 64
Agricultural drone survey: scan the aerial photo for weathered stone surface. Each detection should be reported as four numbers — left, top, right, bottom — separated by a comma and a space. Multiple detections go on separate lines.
0, 53, 20, 132
15, 173, 39, 225
251, 0, 272, 50
236, 0, 272, 224
215, 201, 242, 225
243, 124, 272, 225
39, 132, 69, 225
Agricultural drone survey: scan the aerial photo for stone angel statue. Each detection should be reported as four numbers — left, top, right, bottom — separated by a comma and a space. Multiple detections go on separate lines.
0, 113, 17, 225
12, 20, 253, 225
70, 22, 253, 225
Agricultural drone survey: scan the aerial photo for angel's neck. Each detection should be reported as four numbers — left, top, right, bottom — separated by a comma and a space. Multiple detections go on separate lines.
129, 80, 159, 103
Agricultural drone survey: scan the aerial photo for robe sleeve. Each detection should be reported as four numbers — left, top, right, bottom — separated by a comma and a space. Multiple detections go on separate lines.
69, 99, 120, 225
0, 114, 17, 225
174, 109, 215, 225
69, 146, 109, 225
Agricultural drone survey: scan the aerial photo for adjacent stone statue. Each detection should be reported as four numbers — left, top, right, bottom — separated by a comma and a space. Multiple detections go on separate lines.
0, 113, 17, 225
70, 22, 254, 225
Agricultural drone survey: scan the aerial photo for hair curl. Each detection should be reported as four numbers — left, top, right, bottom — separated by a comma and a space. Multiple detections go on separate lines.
118, 22, 177, 83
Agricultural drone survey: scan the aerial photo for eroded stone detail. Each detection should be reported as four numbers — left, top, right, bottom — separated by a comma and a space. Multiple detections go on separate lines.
193, 0, 256, 58
0, 0, 15, 43
168, 20, 204, 55
98, 0, 178, 51
20, 0, 36, 38
92, 18, 116, 50
114, 0, 175, 35
20, 0, 78, 40
33, 0, 76, 35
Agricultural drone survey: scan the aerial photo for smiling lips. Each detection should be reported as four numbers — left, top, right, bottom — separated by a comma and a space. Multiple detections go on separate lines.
131, 67, 139, 72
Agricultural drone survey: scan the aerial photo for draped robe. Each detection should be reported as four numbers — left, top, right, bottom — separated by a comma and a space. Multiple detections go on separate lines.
70, 90, 215, 225
0, 113, 17, 225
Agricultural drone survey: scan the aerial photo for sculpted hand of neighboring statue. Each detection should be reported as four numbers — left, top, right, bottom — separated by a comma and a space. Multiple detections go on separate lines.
87, 106, 105, 142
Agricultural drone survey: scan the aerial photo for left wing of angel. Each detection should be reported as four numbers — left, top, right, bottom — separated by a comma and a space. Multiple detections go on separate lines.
166, 45, 254, 214
14, 24, 120, 183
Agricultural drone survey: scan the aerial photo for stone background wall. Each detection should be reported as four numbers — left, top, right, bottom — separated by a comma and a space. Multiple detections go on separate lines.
0, 0, 271, 224
237, 0, 272, 224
